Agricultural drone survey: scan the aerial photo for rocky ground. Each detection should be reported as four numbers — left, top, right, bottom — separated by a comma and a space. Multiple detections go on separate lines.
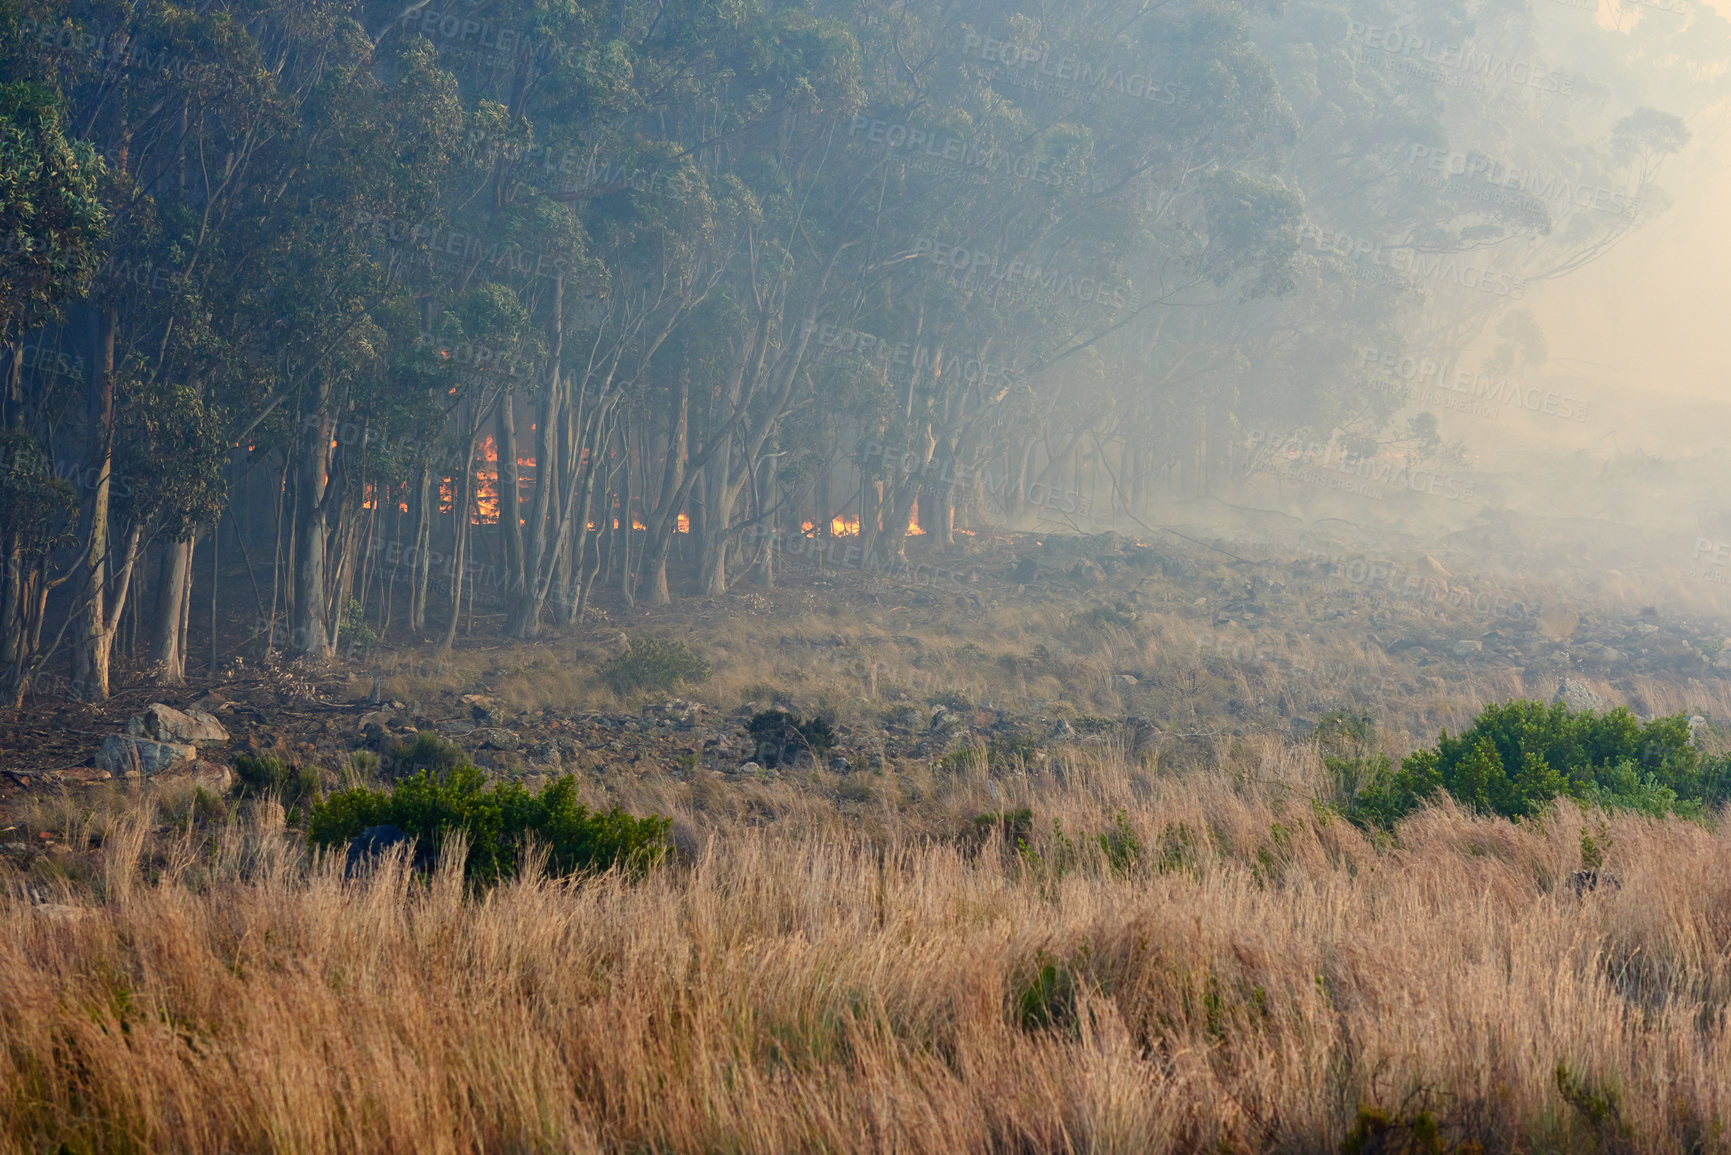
4, 525, 1730, 819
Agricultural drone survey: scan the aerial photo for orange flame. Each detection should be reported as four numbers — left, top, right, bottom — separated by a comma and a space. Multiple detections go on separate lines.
474, 436, 500, 524
906, 500, 925, 536
831, 515, 861, 536
677, 513, 690, 533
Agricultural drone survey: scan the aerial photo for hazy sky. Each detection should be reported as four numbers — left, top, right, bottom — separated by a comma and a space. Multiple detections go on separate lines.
1523, 0, 1731, 453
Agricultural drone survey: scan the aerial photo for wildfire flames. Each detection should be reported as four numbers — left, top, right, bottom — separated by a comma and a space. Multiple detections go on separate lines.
831, 515, 861, 536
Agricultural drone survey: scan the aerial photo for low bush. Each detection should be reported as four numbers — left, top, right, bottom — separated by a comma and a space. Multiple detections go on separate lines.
308, 758, 671, 884
1343, 700, 1731, 826
233, 755, 322, 810
602, 636, 711, 696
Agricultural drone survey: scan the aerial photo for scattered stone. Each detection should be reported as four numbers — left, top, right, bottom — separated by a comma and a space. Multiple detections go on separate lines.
465, 727, 519, 750
127, 703, 229, 744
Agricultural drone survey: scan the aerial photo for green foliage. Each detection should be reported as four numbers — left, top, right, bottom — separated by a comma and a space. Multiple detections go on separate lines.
1015, 951, 1078, 1032
972, 807, 1034, 851
1347, 701, 1731, 827
233, 755, 321, 810
1339, 1104, 1445, 1155
337, 596, 377, 653
383, 731, 469, 779
602, 637, 711, 696
1097, 809, 1143, 876
1579, 822, 1611, 871
0, 82, 108, 332
308, 762, 671, 885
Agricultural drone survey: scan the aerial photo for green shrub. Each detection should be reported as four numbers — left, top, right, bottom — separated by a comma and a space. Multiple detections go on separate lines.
382, 731, 468, 778
602, 636, 711, 696
308, 759, 670, 884
1015, 952, 1077, 1032
337, 596, 377, 652
1348, 700, 1731, 827
233, 755, 322, 809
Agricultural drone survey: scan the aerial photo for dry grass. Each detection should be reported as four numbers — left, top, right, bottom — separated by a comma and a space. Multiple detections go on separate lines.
3, 746, 1730, 1153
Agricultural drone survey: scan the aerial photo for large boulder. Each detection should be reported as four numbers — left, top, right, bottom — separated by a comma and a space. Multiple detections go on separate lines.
1554, 678, 1605, 714
127, 703, 229, 744
96, 736, 197, 777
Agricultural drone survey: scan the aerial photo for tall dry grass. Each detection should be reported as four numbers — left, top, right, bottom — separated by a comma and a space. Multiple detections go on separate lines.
2, 746, 1730, 1153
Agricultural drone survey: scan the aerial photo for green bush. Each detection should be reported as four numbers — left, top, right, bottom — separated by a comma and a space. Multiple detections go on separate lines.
1346, 701, 1731, 827
381, 731, 469, 778
602, 636, 711, 696
337, 595, 377, 652
233, 755, 322, 809
308, 760, 671, 884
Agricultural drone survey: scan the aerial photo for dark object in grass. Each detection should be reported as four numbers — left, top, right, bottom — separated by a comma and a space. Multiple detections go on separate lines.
746, 709, 836, 769
343, 824, 437, 877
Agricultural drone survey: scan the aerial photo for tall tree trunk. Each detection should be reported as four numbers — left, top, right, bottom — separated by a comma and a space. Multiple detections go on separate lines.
289, 401, 339, 659
639, 370, 688, 605
409, 464, 432, 637
71, 307, 116, 700
151, 536, 194, 684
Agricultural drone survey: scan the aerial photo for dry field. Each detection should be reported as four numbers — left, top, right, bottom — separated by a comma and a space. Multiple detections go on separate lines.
3, 742, 1730, 1153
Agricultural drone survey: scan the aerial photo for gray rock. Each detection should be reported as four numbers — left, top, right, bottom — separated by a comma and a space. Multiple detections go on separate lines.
468, 728, 519, 750
96, 735, 197, 777
1554, 678, 1604, 713
126, 703, 228, 744
1452, 639, 1483, 657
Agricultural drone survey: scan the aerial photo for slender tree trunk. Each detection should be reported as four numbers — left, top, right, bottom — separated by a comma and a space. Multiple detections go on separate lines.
71, 307, 116, 700
410, 464, 431, 636
151, 537, 193, 684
